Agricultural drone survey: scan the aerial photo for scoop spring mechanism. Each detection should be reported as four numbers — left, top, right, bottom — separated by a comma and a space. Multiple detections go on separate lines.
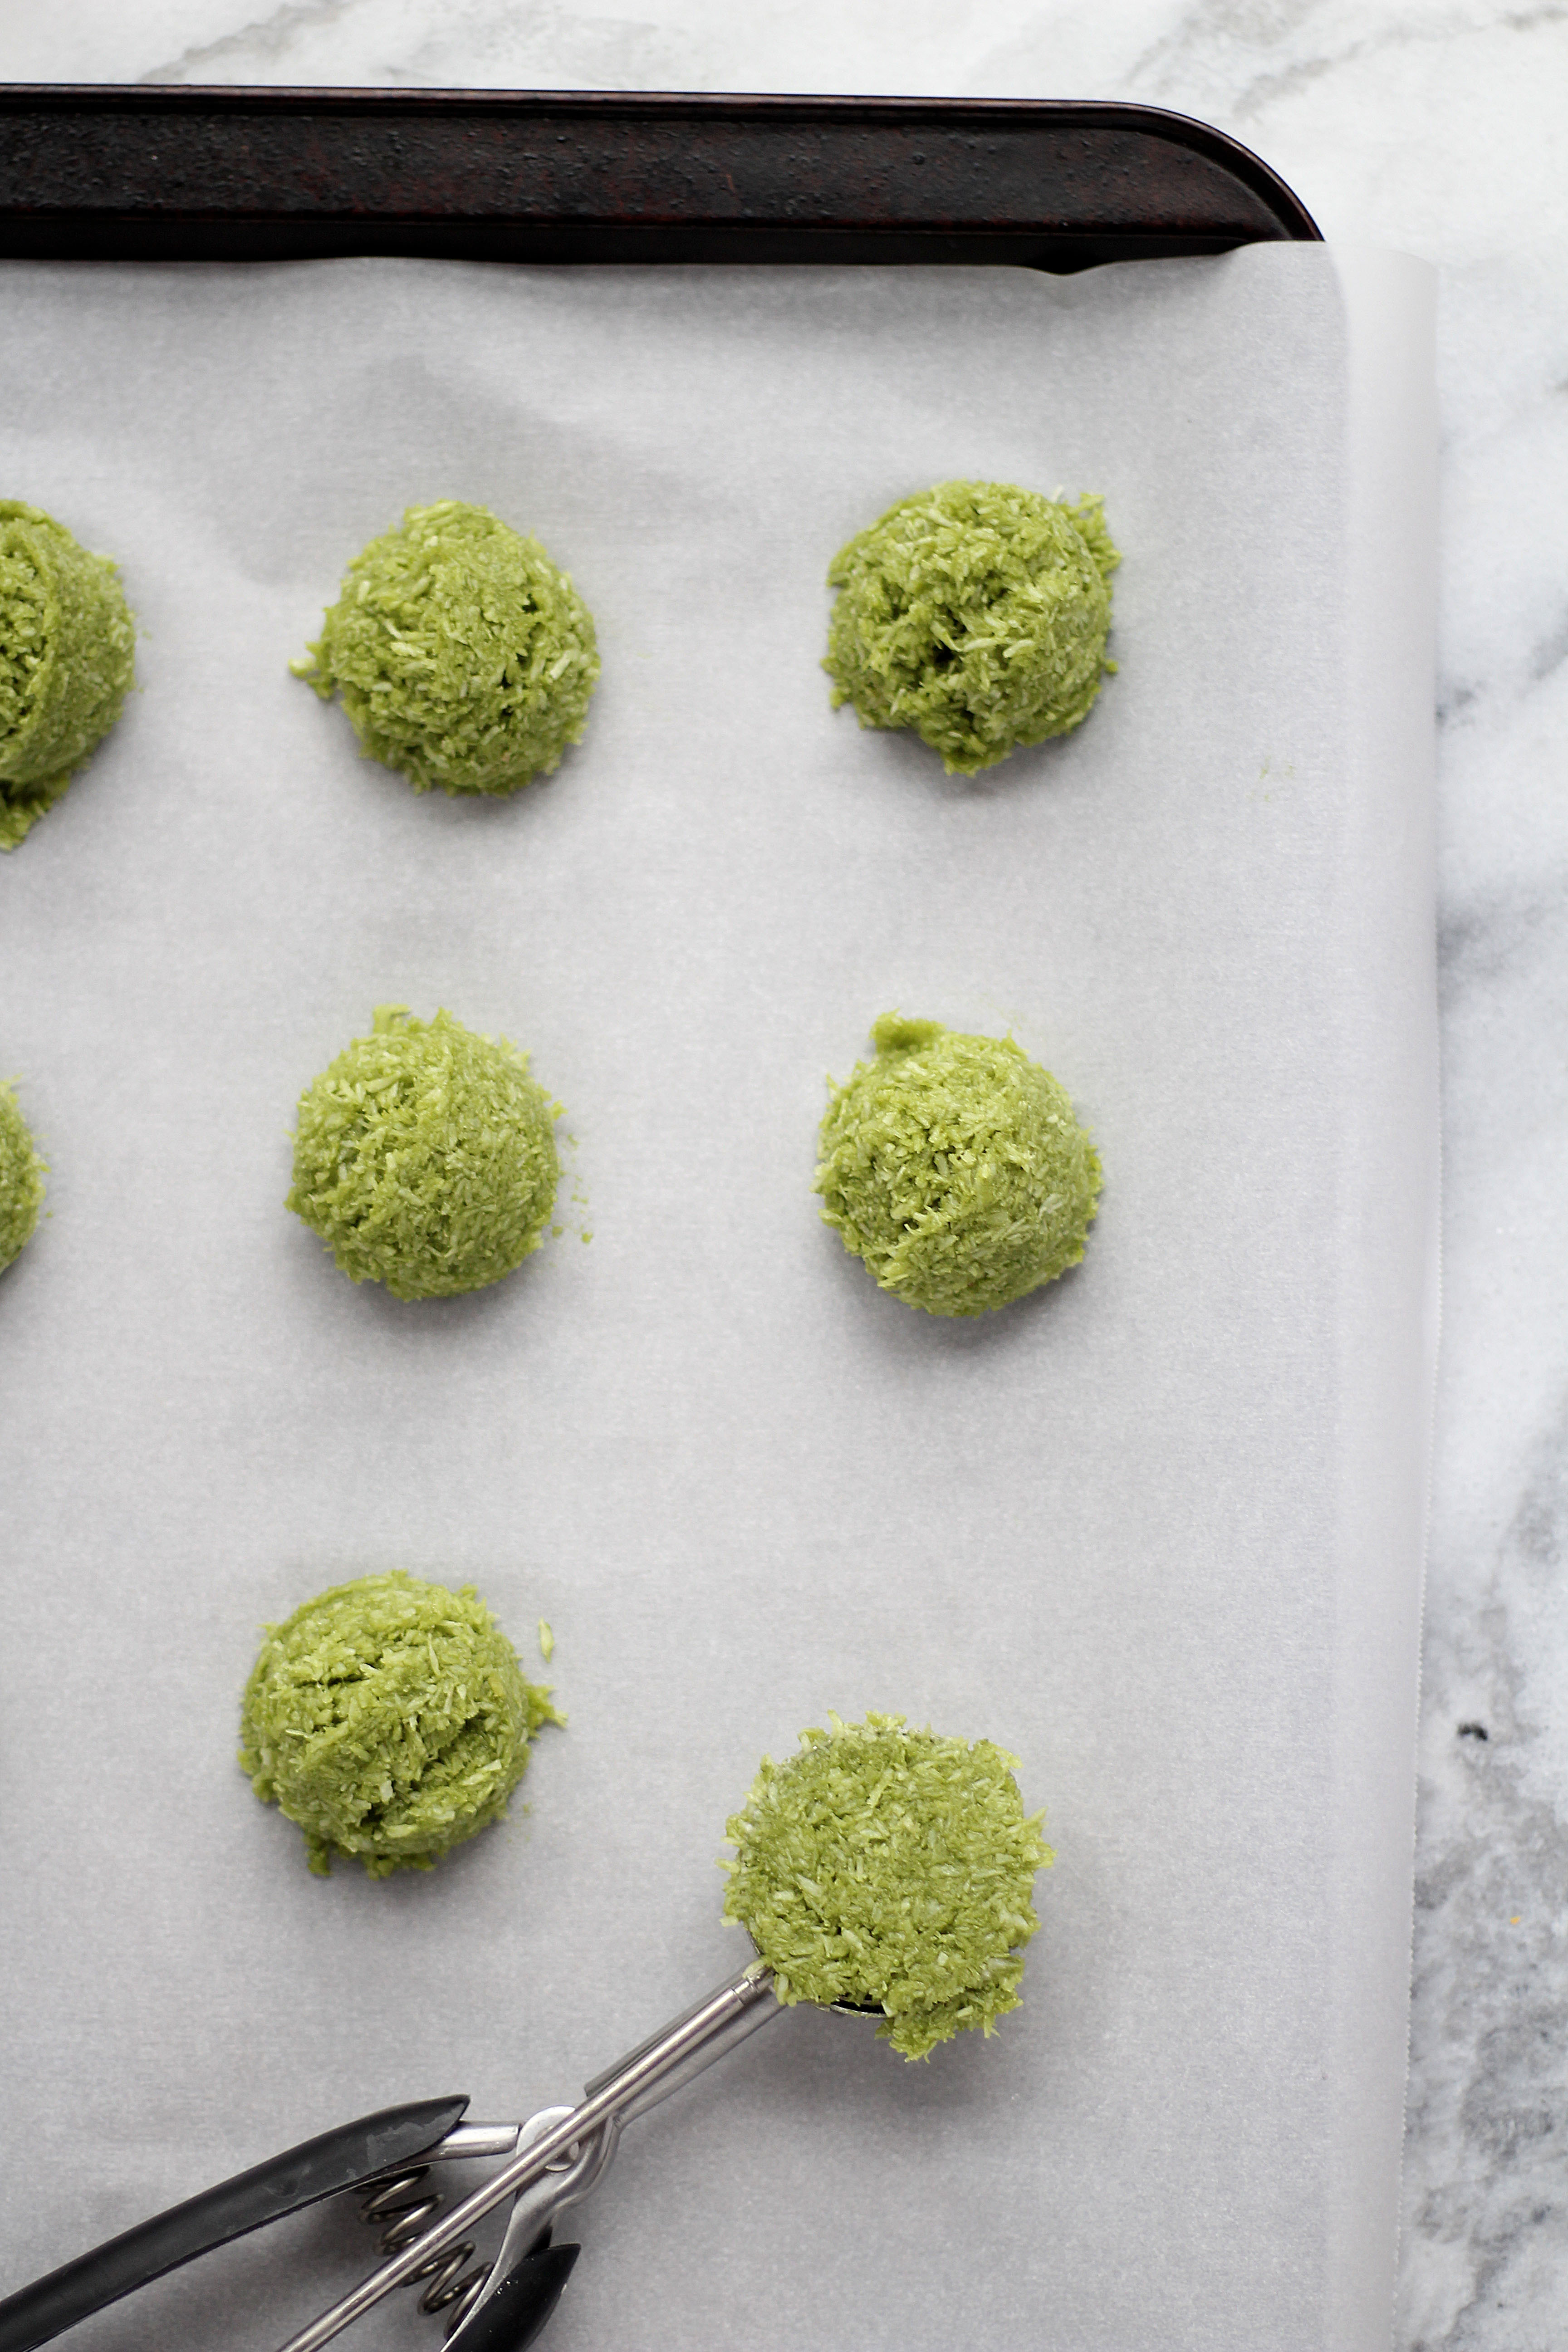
355, 2168, 487, 2335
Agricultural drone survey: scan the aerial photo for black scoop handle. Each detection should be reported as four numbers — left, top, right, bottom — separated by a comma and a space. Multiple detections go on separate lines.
0, 2095, 469, 2352
449, 2238, 581, 2352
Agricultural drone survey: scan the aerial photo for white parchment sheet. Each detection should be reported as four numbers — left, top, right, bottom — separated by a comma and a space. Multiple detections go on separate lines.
0, 246, 1436, 2352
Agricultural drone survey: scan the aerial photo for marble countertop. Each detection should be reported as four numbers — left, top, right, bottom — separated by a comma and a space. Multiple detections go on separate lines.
3, 5, 1564, 2347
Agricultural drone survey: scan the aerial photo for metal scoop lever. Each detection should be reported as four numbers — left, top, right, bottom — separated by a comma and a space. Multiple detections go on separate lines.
275, 1960, 782, 2352
0, 1963, 784, 2352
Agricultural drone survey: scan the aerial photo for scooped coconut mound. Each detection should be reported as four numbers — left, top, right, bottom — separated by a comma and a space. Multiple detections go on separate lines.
824, 480, 1117, 774
0, 500, 135, 848
287, 1005, 561, 1301
723, 1712, 1051, 2060
814, 1014, 1101, 1317
293, 499, 598, 797
239, 1571, 563, 1878
0, 1078, 45, 1271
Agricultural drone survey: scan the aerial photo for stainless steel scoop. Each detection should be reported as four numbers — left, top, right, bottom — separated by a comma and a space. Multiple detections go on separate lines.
0, 1958, 799, 2352
0, 1936, 906, 2352
289, 1958, 786, 2352
302, 1952, 887, 2352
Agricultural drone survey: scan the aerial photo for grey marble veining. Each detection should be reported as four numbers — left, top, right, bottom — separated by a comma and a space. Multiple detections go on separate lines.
3, 4, 1567, 2344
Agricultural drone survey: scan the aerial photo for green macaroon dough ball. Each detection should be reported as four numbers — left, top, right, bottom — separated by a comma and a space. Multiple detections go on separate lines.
0, 1080, 46, 1272
287, 1006, 562, 1301
0, 500, 136, 849
240, 1571, 563, 1878
814, 1014, 1101, 1318
293, 499, 599, 797
723, 1713, 1051, 2061
824, 480, 1118, 775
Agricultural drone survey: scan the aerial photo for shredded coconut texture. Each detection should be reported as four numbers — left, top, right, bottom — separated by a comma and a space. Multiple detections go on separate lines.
723, 1713, 1051, 2061
288, 1005, 561, 1300
240, 1571, 563, 1878
824, 480, 1118, 774
293, 499, 599, 796
815, 1014, 1101, 1317
0, 1080, 45, 1270
0, 500, 135, 848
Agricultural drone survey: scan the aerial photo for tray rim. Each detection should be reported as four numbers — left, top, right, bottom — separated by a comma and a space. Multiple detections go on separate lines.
0, 86, 1321, 269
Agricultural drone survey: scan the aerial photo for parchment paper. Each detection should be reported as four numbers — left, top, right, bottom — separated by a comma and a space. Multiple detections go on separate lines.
0, 245, 1437, 2352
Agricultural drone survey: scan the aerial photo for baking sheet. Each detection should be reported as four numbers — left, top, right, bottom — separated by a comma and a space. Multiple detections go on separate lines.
0, 245, 1436, 2352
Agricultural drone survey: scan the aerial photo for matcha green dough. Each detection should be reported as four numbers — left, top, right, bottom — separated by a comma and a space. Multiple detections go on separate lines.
0, 501, 135, 848
723, 1713, 1051, 2061
0, 1080, 45, 1271
240, 1572, 563, 1878
293, 500, 599, 797
288, 1006, 562, 1300
824, 480, 1118, 775
814, 1014, 1101, 1318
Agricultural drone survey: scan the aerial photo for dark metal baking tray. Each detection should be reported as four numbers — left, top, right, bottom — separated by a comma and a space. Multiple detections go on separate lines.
0, 88, 1318, 270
